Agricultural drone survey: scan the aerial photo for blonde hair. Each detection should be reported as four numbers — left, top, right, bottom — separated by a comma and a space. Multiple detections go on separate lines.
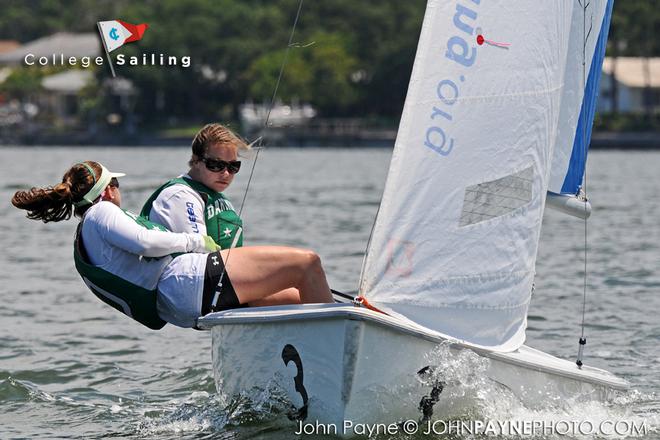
189, 123, 249, 166
11, 161, 102, 222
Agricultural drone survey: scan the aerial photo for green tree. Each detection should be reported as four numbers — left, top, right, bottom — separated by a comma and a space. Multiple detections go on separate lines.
245, 31, 359, 115
0, 67, 44, 100
1, 0, 656, 126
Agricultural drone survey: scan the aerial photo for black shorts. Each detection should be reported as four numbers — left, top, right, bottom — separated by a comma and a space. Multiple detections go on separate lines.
200, 251, 248, 315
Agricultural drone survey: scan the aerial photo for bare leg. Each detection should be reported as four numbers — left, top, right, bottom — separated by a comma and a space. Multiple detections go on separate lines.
220, 246, 333, 304
248, 288, 301, 307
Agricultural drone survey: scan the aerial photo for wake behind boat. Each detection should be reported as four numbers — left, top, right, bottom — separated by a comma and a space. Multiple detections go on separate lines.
198, 0, 626, 433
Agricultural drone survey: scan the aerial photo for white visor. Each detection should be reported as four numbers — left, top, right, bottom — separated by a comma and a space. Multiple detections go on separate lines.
74, 163, 125, 207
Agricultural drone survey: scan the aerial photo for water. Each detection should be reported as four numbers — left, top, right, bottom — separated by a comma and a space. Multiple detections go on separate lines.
1, 147, 658, 439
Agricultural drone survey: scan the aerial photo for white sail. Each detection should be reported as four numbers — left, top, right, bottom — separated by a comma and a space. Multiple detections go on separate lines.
549, 0, 614, 195
360, 0, 575, 351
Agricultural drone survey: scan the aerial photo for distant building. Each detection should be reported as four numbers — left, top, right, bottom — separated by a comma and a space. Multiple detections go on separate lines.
0, 32, 99, 65
0, 40, 20, 55
40, 70, 94, 127
0, 32, 138, 144
599, 57, 660, 113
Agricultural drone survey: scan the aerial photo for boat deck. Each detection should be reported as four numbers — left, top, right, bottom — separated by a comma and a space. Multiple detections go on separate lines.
197, 303, 629, 391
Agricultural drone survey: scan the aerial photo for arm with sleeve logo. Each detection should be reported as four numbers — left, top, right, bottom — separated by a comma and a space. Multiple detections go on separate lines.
92, 202, 209, 257
143, 179, 241, 249
149, 185, 208, 238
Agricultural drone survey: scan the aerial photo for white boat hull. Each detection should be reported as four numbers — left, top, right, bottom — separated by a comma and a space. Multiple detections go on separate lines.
197, 304, 627, 434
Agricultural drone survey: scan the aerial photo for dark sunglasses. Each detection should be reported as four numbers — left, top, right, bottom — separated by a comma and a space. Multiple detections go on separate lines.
200, 157, 241, 174
109, 177, 120, 188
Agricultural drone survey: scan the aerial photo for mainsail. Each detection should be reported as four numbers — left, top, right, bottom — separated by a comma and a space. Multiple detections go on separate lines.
360, 0, 576, 351
549, 0, 614, 195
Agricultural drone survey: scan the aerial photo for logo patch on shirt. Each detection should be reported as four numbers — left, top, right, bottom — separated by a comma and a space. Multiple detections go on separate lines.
186, 202, 199, 233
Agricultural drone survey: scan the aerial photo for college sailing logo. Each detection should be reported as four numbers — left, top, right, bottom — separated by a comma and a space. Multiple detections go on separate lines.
97, 20, 148, 77
22, 19, 190, 73
98, 20, 148, 52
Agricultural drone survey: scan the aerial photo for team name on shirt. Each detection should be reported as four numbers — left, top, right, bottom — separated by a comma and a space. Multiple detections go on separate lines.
205, 198, 235, 219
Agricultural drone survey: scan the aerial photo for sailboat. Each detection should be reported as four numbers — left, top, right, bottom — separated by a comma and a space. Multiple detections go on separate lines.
197, 0, 627, 432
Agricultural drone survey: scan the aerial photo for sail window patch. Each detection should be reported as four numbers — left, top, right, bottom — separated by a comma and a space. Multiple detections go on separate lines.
459, 166, 534, 227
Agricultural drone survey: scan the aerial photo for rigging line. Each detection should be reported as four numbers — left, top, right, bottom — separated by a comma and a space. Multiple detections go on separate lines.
237, 0, 305, 221
577, 0, 592, 367
580, 0, 589, 338
213, 0, 305, 306
357, 199, 382, 295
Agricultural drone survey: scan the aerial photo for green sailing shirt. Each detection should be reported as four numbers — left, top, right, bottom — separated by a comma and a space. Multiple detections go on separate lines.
141, 177, 243, 249
73, 209, 170, 330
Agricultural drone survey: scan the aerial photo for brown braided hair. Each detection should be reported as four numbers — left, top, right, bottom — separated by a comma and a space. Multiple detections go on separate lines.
189, 123, 249, 167
11, 161, 102, 223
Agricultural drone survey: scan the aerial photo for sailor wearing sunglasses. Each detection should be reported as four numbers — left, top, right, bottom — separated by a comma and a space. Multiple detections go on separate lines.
142, 123, 245, 250
141, 123, 333, 309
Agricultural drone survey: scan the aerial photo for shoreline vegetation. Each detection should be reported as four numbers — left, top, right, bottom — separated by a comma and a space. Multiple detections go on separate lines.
0, 126, 658, 149
1, 112, 658, 148
0, 0, 658, 148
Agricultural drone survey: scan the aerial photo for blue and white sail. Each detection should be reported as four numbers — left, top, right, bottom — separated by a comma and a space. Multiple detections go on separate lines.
360, 0, 576, 351
549, 0, 614, 195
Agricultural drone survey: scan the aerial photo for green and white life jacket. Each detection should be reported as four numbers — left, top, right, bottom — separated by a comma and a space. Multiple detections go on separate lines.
140, 177, 243, 250
73, 210, 170, 330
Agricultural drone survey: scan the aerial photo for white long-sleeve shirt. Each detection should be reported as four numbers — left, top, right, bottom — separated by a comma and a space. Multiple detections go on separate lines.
82, 201, 206, 290
81, 201, 213, 328
148, 175, 208, 236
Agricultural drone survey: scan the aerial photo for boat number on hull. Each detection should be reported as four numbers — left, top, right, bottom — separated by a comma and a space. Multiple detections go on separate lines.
417, 366, 445, 422
282, 344, 309, 421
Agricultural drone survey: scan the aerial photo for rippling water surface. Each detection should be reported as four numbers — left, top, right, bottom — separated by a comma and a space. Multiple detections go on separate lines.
1, 147, 658, 439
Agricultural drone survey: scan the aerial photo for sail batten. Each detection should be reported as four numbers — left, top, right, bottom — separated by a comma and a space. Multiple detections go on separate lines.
360, 0, 578, 351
